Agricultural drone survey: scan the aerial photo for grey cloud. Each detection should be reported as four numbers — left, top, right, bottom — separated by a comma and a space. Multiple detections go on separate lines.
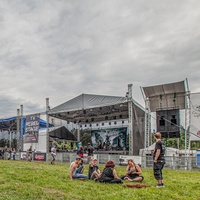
0, 0, 200, 118
0, 94, 44, 118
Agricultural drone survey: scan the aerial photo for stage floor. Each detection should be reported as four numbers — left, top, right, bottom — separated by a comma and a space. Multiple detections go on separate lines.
94, 150, 127, 155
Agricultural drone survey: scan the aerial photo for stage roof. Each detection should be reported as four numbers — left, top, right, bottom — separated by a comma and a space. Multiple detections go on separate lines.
49, 93, 144, 124
142, 80, 186, 112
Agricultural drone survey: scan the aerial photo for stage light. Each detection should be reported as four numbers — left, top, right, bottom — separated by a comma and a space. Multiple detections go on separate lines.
109, 122, 111, 125
85, 124, 87, 127
96, 123, 98, 126
102, 123, 104, 126
114, 121, 117, 125
122, 121, 124, 124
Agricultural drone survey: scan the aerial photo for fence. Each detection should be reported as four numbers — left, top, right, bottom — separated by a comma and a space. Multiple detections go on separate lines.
1, 151, 199, 171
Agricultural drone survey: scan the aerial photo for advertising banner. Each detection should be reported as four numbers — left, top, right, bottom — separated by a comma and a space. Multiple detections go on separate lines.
91, 127, 127, 150
33, 152, 46, 161
23, 114, 40, 143
20, 152, 27, 160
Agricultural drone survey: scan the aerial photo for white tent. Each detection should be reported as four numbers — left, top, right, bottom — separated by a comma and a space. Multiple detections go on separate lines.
139, 143, 181, 156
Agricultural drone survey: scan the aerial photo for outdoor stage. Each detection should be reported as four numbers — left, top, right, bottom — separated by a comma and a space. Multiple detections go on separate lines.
94, 150, 127, 155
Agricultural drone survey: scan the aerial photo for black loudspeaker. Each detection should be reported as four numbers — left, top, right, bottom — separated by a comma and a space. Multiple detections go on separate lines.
156, 109, 180, 138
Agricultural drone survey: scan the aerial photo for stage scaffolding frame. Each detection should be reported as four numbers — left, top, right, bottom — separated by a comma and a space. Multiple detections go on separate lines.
140, 87, 151, 148
184, 78, 191, 154
141, 79, 191, 153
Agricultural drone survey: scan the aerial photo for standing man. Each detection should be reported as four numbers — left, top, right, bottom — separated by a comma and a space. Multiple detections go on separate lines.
51, 144, 57, 164
153, 132, 165, 188
26, 146, 32, 161
86, 143, 94, 163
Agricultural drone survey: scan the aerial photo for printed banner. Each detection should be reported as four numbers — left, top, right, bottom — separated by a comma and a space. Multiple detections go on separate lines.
91, 127, 127, 150
190, 93, 200, 141
23, 114, 40, 143
33, 152, 46, 161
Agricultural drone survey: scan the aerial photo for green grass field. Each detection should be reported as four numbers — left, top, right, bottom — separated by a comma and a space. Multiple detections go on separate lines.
0, 160, 199, 200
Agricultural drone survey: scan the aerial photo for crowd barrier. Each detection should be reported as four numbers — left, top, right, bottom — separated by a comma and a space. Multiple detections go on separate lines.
1, 151, 199, 171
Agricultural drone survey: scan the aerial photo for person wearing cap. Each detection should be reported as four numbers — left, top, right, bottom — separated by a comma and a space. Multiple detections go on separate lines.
69, 158, 88, 180
96, 160, 122, 184
120, 159, 144, 182
88, 158, 101, 180
153, 132, 166, 188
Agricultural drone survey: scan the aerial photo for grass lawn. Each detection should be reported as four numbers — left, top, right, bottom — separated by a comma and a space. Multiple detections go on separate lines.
0, 160, 199, 200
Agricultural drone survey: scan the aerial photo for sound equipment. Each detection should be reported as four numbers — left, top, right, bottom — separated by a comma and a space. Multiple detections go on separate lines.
156, 109, 180, 138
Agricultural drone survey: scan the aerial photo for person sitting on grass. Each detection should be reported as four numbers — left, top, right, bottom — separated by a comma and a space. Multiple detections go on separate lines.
120, 159, 143, 182
69, 158, 88, 180
88, 158, 101, 180
96, 160, 123, 184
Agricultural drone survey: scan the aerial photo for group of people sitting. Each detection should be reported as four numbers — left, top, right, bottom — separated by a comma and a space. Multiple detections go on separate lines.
69, 157, 144, 184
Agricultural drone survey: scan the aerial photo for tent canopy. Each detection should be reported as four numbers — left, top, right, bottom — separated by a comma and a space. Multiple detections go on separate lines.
49, 126, 77, 140
49, 93, 130, 124
0, 116, 51, 131
142, 80, 186, 112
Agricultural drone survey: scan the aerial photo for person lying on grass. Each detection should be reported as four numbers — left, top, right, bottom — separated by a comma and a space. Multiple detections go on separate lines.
95, 160, 123, 184
120, 159, 144, 182
69, 157, 88, 180
88, 157, 101, 180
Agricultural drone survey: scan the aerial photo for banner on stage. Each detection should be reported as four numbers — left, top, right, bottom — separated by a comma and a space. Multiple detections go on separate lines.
23, 114, 40, 143
91, 127, 127, 150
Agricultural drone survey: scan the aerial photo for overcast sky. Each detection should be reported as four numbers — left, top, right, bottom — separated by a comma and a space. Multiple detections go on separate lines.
0, 0, 200, 118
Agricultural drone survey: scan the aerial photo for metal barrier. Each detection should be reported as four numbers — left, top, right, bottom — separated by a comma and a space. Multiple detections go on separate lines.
4, 152, 199, 171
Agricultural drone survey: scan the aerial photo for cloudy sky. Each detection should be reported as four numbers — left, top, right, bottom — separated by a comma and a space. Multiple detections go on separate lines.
0, 0, 200, 118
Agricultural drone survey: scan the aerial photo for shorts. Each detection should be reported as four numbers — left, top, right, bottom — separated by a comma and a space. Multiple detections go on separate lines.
153, 161, 165, 180
51, 153, 56, 160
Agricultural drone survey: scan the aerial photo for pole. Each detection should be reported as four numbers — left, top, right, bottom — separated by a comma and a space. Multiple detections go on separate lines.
20, 105, 23, 151
16, 109, 20, 151
128, 84, 133, 155
46, 98, 50, 153
77, 124, 80, 142
9, 130, 11, 148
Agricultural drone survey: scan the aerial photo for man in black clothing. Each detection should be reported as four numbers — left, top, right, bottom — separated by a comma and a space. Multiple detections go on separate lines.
153, 132, 165, 188
86, 143, 94, 156
86, 143, 94, 163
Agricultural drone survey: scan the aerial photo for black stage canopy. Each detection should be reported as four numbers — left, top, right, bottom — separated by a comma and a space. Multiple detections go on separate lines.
49, 126, 77, 141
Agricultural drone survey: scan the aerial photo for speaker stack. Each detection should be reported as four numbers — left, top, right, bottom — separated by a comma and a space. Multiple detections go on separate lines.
156, 109, 180, 138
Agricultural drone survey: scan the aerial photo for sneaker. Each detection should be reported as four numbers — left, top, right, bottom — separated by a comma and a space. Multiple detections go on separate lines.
156, 184, 164, 188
